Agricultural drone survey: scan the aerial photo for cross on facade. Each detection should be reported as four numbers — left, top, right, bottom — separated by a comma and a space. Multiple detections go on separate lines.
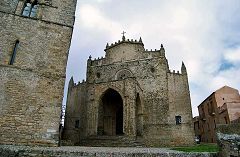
121, 31, 126, 37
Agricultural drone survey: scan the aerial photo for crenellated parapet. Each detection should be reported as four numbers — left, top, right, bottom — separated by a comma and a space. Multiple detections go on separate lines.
144, 45, 165, 58
68, 77, 87, 90
167, 61, 188, 76
88, 56, 107, 66
105, 36, 144, 51
89, 36, 167, 66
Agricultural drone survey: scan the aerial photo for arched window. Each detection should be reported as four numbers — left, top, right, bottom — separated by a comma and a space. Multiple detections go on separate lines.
115, 69, 133, 80
22, 0, 38, 18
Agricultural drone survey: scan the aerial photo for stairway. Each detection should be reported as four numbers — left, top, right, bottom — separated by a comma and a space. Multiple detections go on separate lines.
77, 136, 145, 147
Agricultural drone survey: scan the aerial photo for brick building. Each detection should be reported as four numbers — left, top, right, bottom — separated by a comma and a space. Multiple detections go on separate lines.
194, 86, 240, 143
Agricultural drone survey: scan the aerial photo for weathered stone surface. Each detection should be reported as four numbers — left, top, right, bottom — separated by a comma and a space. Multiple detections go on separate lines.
0, 145, 218, 157
0, 0, 77, 146
216, 123, 240, 157
63, 37, 195, 147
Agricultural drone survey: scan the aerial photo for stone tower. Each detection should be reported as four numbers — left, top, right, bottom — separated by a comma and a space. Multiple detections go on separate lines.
0, 0, 77, 146
63, 35, 195, 147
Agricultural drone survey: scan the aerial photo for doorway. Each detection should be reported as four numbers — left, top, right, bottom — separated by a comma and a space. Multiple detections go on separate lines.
98, 88, 123, 136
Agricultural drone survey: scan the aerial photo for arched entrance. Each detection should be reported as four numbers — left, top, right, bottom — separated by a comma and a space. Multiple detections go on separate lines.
98, 88, 123, 136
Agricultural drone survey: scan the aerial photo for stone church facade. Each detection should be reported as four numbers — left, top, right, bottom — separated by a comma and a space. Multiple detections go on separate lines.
0, 0, 76, 146
63, 35, 195, 146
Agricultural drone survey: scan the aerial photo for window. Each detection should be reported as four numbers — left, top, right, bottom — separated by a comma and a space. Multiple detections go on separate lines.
96, 72, 101, 78
208, 101, 214, 114
175, 116, 181, 125
22, 0, 38, 18
207, 103, 210, 113
224, 117, 228, 124
9, 40, 20, 65
194, 121, 199, 130
75, 120, 79, 128
150, 67, 155, 73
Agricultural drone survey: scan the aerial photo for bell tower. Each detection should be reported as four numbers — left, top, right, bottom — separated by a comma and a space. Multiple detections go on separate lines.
0, 0, 77, 146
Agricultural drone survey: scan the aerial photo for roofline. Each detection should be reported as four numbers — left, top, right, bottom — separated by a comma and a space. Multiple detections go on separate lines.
197, 92, 215, 108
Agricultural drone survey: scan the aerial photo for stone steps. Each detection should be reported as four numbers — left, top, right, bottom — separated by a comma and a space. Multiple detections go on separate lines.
0, 145, 219, 157
77, 136, 145, 147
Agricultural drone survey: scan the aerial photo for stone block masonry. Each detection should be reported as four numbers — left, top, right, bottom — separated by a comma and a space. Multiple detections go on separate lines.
0, 145, 219, 157
217, 123, 240, 157
63, 35, 195, 147
0, 0, 77, 146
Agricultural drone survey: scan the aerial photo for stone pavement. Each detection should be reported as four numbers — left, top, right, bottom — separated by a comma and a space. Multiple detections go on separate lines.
0, 145, 218, 157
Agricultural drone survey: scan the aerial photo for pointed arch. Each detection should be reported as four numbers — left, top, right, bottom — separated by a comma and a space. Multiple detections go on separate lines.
97, 88, 124, 136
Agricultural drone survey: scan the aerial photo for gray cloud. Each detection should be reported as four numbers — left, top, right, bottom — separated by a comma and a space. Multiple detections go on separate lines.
63, 0, 240, 116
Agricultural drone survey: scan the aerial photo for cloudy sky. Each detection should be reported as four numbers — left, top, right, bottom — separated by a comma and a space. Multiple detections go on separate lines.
64, 0, 240, 116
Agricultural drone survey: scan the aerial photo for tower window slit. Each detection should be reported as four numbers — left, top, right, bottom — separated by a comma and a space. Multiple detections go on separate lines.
9, 40, 20, 65
175, 116, 182, 125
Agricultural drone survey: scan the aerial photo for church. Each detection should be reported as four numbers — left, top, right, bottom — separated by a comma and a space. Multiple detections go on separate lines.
63, 34, 194, 147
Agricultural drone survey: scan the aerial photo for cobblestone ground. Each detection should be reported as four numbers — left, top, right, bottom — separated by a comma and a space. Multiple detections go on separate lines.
0, 145, 218, 157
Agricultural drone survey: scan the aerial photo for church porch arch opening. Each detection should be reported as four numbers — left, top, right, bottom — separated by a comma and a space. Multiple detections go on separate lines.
97, 88, 124, 136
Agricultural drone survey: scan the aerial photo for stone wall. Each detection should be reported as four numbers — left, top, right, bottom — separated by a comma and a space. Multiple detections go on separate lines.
0, 66, 64, 146
0, 0, 18, 13
63, 37, 194, 147
0, 13, 73, 74
63, 80, 87, 144
217, 123, 240, 157
0, 145, 219, 157
0, 0, 76, 146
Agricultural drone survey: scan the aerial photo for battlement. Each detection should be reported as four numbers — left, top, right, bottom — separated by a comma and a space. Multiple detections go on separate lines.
89, 36, 166, 65
105, 36, 144, 51
168, 62, 188, 75
77, 79, 86, 85
168, 69, 182, 75
88, 56, 107, 66
144, 48, 165, 57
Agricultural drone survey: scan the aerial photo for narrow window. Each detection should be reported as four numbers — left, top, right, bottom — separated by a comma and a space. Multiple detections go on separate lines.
224, 117, 228, 124
22, 0, 38, 17
207, 103, 210, 114
22, 1, 31, 17
9, 40, 20, 65
75, 120, 79, 128
96, 72, 101, 78
30, 1, 38, 18
175, 116, 181, 125
214, 120, 216, 129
